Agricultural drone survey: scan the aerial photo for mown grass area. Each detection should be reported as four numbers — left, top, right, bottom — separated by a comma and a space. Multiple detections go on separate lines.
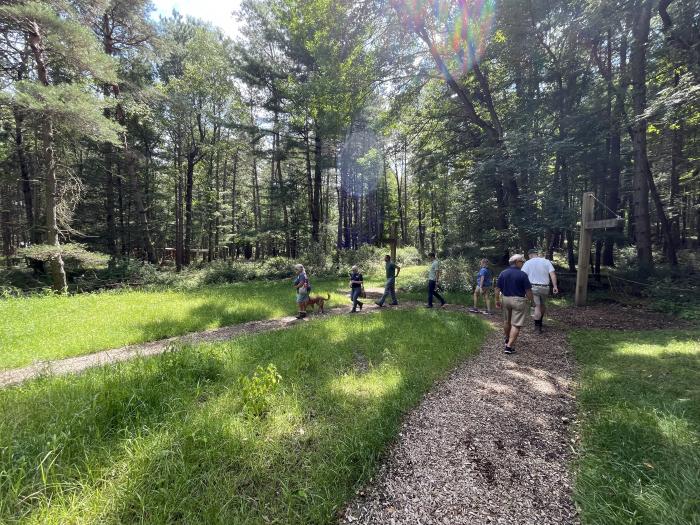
571, 329, 700, 525
0, 309, 488, 524
0, 278, 353, 370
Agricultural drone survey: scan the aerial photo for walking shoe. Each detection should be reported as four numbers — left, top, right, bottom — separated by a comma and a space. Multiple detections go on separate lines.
349, 309, 357, 314
504, 346, 516, 354
391, 302, 399, 306
441, 301, 446, 308
469, 307, 479, 313
375, 302, 384, 308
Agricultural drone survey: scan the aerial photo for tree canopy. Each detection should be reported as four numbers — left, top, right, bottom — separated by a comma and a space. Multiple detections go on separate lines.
1, 0, 698, 289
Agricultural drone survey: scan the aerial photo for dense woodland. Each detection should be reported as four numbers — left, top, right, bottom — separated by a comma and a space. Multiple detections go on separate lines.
0, 0, 698, 292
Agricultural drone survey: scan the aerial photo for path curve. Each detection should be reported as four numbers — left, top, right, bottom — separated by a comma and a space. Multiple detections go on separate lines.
0, 289, 407, 388
340, 318, 579, 524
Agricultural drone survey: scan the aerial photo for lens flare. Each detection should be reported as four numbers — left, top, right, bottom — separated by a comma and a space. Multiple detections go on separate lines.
397, 0, 497, 75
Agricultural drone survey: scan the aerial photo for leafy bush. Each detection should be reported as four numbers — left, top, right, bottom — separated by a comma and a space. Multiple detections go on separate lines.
239, 364, 283, 417
441, 257, 479, 293
301, 242, 332, 275
257, 257, 295, 279
398, 257, 479, 293
200, 260, 257, 285
396, 246, 422, 266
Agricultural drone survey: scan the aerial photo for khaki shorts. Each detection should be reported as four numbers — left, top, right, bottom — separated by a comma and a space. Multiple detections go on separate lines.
502, 296, 528, 327
531, 284, 549, 306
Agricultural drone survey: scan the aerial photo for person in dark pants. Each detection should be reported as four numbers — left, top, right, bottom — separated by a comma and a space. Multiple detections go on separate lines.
349, 265, 364, 313
495, 254, 533, 354
376, 255, 400, 307
426, 252, 446, 308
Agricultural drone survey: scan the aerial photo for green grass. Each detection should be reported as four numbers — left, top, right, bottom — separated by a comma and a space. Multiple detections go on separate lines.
0, 309, 488, 524
571, 329, 700, 525
0, 279, 351, 370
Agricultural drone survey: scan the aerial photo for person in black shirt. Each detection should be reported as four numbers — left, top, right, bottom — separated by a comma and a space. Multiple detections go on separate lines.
495, 254, 533, 354
349, 265, 364, 313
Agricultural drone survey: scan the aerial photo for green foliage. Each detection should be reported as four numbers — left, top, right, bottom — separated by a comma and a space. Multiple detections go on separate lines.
571, 329, 700, 525
0, 310, 488, 523
19, 243, 109, 269
239, 364, 283, 417
5, 82, 123, 145
0, 1, 118, 82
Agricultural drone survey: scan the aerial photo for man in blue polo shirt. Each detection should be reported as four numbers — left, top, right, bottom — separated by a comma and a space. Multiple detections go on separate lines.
495, 254, 533, 354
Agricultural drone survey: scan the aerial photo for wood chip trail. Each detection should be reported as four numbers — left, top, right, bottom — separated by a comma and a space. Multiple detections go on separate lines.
341, 321, 579, 525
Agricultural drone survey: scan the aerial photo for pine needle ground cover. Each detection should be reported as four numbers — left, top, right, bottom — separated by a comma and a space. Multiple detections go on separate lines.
0, 309, 488, 524
0, 279, 351, 369
571, 329, 700, 524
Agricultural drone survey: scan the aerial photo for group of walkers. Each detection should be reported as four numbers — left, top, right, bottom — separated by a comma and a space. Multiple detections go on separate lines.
292, 249, 559, 354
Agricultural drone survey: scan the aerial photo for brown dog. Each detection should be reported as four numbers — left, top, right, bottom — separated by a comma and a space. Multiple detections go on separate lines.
306, 293, 331, 314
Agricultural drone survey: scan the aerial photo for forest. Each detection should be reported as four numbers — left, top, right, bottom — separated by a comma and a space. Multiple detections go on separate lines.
1, 2, 699, 524
0, 0, 698, 292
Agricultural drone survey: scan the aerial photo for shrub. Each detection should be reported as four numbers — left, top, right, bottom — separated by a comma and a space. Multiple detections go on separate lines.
396, 246, 422, 266
398, 257, 479, 294
301, 242, 331, 276
200, 260, 256, 284
239, 364, 283, 417
257, 257, 295, 279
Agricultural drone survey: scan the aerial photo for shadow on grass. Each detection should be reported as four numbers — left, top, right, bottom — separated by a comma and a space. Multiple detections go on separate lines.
570, 329, 700, 525
1, 310, 488, 524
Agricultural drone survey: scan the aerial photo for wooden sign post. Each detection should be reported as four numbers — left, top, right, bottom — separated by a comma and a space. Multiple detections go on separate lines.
575, 192, 624, 306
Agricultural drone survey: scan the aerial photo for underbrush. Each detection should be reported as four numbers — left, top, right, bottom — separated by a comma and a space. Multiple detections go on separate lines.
571, 329, 700, 525
0, 310, 488, 524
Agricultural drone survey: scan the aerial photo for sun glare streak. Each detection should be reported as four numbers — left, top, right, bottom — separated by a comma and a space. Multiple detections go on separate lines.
396, 0, 497, 75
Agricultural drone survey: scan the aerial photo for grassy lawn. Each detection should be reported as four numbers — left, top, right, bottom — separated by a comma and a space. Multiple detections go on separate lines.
570, 329, 700, 525
0, 279, 355, 370
0, 309, 488, 524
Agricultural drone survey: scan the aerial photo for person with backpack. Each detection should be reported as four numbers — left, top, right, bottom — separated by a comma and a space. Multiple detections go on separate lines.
293, 264, 310, 319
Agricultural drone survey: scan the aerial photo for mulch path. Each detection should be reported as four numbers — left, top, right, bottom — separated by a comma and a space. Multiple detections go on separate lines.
340, 315, 579, 525
549, 303, 691, 330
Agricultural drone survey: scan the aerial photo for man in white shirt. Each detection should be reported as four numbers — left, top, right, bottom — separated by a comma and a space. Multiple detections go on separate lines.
522, 248, 559, 333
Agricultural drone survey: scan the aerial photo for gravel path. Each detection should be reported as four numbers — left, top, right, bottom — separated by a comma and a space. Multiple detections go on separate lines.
0, 288, 404, 388
341, 318, 580, 525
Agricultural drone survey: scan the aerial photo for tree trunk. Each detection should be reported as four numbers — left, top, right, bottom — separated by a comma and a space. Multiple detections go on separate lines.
230, 151, 238, 255
126, 148, 156, 263
13, 109, 37, 244
184, 146, 197, 265
252, 153, 261, 259
603, 30, 627, 267
29, 26, 67, 292
312, 124, 323, 242
629, 0, 653, 272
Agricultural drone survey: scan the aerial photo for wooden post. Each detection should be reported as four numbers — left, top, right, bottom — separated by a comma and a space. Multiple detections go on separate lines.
575, 192, 595, 306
